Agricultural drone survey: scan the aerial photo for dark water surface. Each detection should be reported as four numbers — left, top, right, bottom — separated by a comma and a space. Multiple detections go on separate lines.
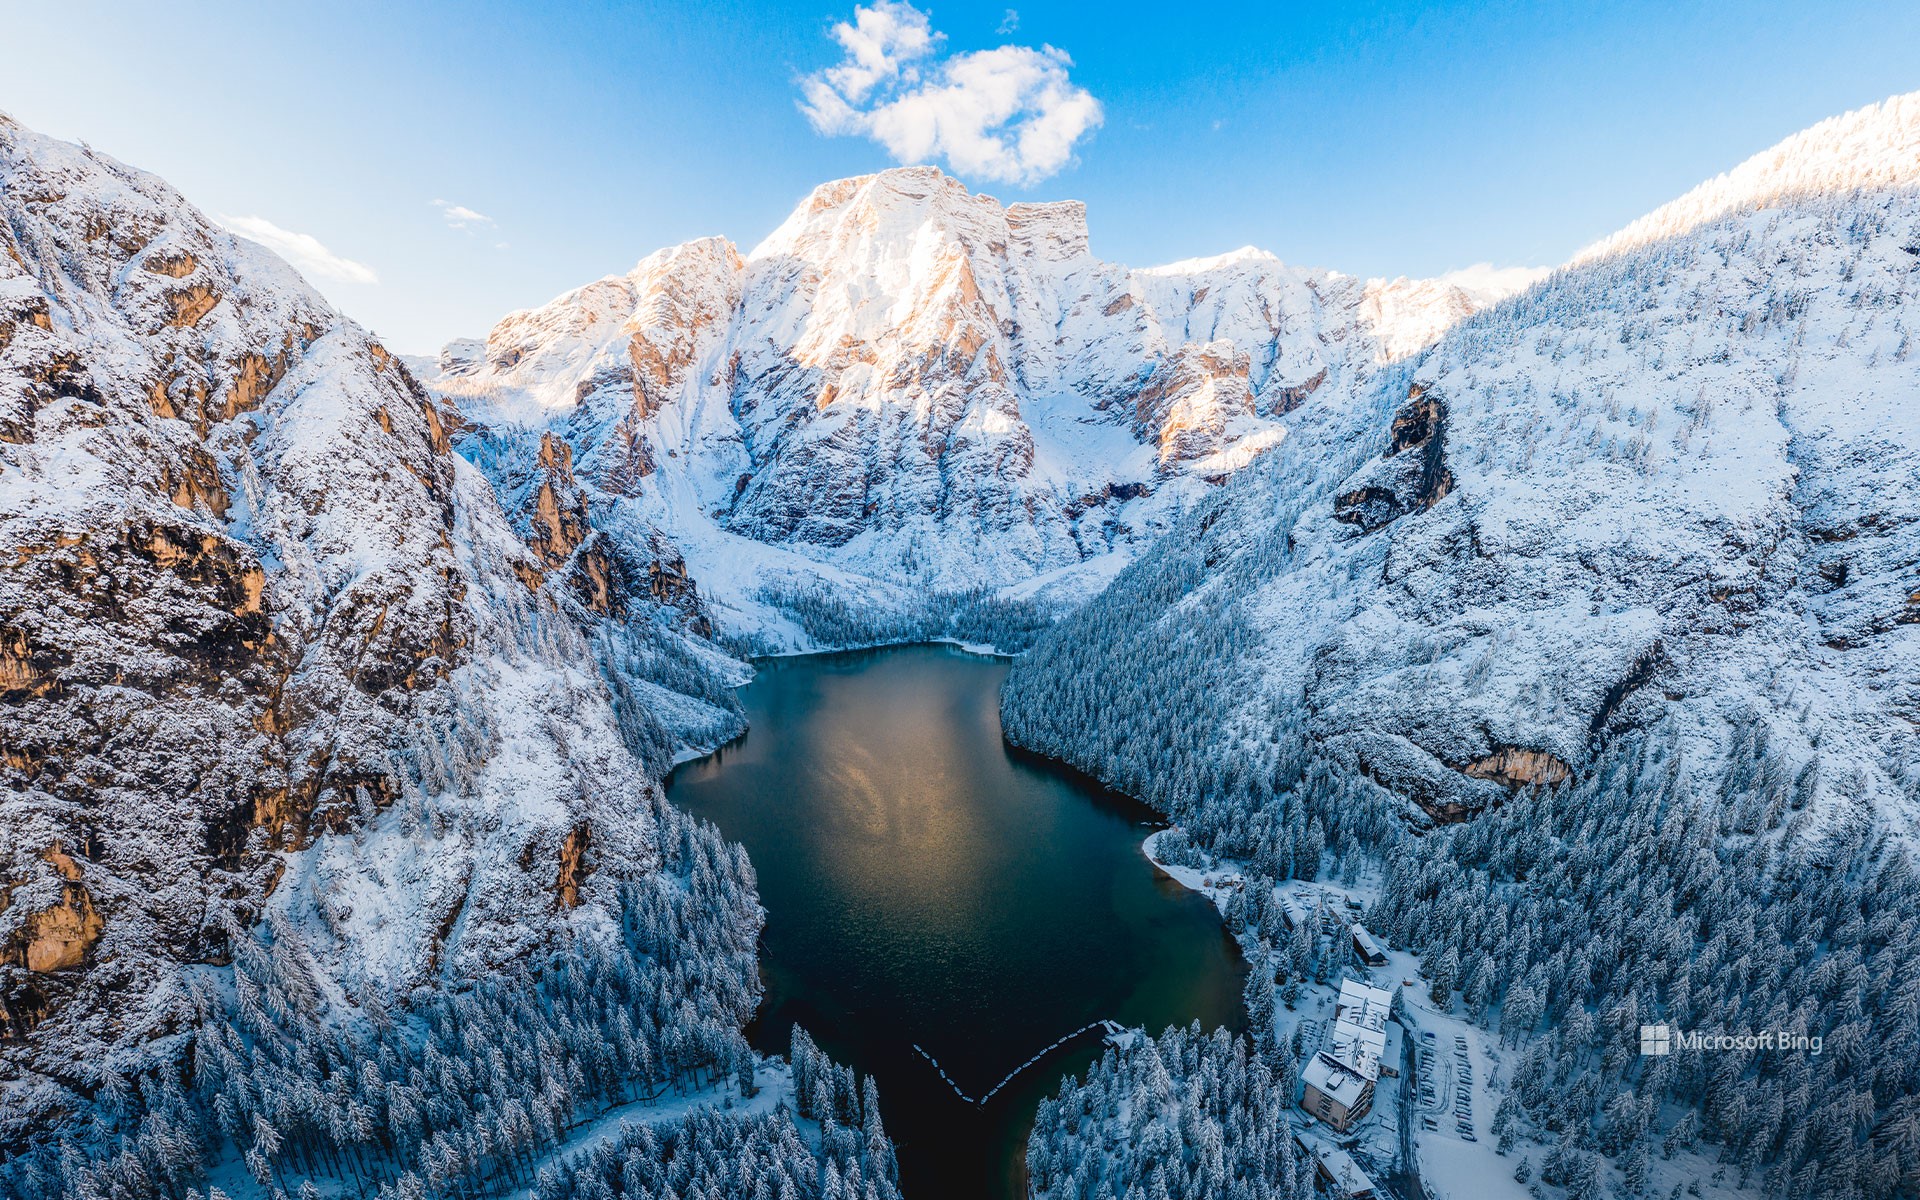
667, 645, 1244, 1200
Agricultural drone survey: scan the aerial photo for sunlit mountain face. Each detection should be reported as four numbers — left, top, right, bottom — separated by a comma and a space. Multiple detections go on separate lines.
4, 64, 1920, 1200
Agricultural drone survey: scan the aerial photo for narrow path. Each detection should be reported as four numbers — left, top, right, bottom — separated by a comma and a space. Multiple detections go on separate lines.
913, 1021, 1125, 1107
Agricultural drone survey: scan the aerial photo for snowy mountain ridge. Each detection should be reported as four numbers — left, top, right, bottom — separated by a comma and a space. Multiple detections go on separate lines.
424, 166, 1534, 643
1011, 85, 1920, 837
1575, 90, 1920, 264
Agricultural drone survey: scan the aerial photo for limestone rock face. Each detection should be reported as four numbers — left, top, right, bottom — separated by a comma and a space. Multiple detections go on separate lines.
1460, 748, 1573, 790
2, 847, 103, 980
1, 115, 462, 1052
424, 168, 1527, 632
1333, 384, 1453, 532
0, 117, 723, 1115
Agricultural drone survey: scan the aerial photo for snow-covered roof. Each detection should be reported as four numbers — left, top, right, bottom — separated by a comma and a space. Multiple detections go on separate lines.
1302, 1051, 1371, 1109
1351, 924, 1387, 962
1303, 1138, 1378, 1199
1327, 978, 1394, 1080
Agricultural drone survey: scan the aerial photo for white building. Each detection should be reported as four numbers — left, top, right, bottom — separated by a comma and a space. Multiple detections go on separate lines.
1300, 1051, 1374, 1131
1300, 978, 1396, 1131
1328, 978, 1392, 1073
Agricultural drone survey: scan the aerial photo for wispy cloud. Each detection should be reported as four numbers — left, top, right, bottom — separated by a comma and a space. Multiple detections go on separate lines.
1433, 262, 1554, 303
997, 8, 1019, 34
433, 199, 496, 231
799, 1, 1102, 187
219, 215, 378, 285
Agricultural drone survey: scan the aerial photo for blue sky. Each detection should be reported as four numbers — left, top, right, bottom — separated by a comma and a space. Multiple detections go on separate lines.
7, 0, 1917, 352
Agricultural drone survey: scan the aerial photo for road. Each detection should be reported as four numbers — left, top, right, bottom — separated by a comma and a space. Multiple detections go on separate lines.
1382, 1019, 1432, 1200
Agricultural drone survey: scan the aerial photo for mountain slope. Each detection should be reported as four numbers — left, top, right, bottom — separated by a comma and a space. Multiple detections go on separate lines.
1010, 91, 1920, 832
424, 168, 1532, 645
1004, 92, 1920, 1197
0, 115, 747, 1147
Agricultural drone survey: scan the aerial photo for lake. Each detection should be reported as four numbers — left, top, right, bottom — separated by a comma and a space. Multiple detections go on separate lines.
667, 644, 1245, 1200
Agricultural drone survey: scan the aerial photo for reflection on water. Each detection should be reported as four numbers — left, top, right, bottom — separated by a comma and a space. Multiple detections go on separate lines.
668, 644, 1245, 1200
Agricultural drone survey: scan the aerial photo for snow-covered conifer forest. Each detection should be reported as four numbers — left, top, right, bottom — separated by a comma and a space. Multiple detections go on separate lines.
4, 81, 1919, 1200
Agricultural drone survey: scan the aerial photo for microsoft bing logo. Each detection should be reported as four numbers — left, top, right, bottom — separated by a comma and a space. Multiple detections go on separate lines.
1640, 1025, 1672, 1056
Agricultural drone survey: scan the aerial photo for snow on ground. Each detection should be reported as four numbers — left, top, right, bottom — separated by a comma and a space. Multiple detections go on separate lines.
995, 550, 1131, 607
505, 1060, 800, 1200
1141, 827, 1769, 1200
1392, 969, 1530, 1200
1140, 829, 1239, 914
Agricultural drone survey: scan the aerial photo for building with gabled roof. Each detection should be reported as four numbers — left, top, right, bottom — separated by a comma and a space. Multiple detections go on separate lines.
1351, 923, 1388, 967
1293, 1133, 1380, 1199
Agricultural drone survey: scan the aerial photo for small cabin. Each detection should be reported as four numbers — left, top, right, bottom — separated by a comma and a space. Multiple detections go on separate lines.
1350, 924, 1388, 967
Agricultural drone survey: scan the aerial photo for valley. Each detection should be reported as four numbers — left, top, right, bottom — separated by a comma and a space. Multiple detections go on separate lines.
2, 80, 1918, 1200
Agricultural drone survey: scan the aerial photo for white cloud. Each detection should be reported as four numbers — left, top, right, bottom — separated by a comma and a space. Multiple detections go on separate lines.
997, 8, 1018, 33
800, 1, 1102, 187
218, 215, 378, 285
433, 199, 496, 230
1433, 262, 1554, 304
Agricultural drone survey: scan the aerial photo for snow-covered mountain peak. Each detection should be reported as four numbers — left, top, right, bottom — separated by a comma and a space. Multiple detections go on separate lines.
1004, 198, 1092, 264
1138, 245, 1290, 276
748, 164, 998, 262
424, 167, 1529, 627
634, 233, 744, 283
1576, 88, 1920, 264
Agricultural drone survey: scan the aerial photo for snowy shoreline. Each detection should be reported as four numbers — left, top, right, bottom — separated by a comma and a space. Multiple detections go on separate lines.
751, 634, 1017, 661
1140, 827, 1242, 917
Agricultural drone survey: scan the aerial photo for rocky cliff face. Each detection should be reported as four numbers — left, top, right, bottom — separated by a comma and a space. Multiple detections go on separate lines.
0, 117, 720, 1121
1007, 91, 1920, 831
426, 169, 1529, 641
